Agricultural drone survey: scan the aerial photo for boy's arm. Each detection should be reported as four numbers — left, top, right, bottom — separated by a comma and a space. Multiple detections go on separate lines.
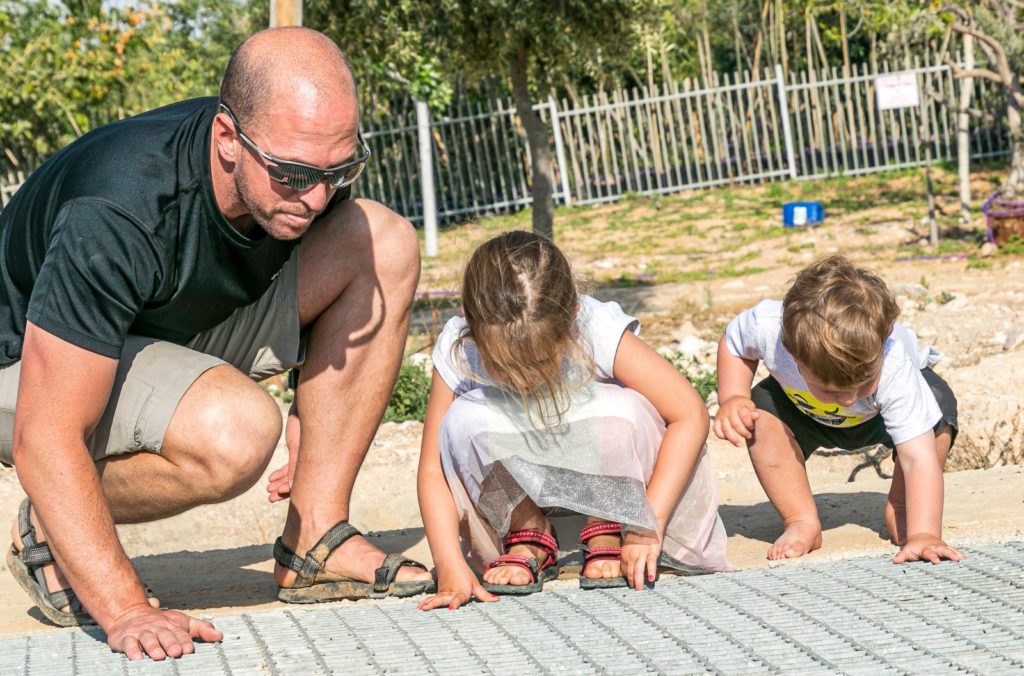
714, 334, 761, 446
416, 370, 498, 610
891, 430, 964, 564
614, 331, 709, 588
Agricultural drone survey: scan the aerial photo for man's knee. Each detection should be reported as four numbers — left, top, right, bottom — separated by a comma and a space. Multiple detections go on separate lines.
165, 366, 282, 500
354, 199, 420, 291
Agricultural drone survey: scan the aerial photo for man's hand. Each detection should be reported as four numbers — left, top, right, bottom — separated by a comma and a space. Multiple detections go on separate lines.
417, 565, 495, 611
621, 531, 662, 590
105, 604, 223, 661
893, 534, 964, 565
266, 404, 300, 502
713, 395, 760, 446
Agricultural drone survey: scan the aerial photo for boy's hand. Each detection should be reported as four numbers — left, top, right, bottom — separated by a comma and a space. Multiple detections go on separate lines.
621, 531, 662, 590
417, 565, 496, 611
714, 395, 760, 446
893, 534, 964, 565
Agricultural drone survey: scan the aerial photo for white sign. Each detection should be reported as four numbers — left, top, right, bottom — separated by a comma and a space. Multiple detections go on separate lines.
875, 72, 920, 110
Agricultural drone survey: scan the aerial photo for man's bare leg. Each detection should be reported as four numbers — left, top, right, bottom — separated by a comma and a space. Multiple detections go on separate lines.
275, 199, 430, 586
747, 413, 823, 559
11, 363, 283, 609
884, 427, 953, 545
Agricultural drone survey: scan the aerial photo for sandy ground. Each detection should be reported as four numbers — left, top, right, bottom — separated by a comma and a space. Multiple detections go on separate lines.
1, 413, 1021, 637
1, 228, 1023, 637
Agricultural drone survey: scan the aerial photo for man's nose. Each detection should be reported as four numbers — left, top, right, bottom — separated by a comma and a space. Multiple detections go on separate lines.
297, 181, 331, 212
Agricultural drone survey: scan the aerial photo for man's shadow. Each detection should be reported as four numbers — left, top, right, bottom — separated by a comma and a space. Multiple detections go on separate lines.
720, 491, 891, 543
115, 528, 429, 614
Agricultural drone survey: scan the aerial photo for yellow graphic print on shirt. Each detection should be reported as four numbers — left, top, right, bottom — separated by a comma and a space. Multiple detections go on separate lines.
783, 387, 864, 427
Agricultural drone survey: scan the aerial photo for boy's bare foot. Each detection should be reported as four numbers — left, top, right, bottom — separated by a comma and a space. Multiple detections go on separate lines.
767, 519, 822, 560
884, 497, 907, 546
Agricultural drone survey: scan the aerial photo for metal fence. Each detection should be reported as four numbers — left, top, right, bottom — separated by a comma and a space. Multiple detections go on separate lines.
0, 54, 1011, 222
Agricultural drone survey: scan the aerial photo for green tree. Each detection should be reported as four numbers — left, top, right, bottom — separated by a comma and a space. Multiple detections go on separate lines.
938, 1, 1024, 197
297, 0, 658, 240
0, 0, 249, 173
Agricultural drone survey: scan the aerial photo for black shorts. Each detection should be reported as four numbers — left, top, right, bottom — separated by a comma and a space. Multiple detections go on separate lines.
750, 368, 959, 459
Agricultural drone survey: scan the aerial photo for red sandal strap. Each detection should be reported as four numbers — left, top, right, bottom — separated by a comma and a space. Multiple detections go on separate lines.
580, 521, 622, 543
486, 554, 538, 583
583, 546, 622, 561
503, 529, 558, 556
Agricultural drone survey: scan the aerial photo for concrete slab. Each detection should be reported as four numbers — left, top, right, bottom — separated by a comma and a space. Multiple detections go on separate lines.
2, 542, 1022, 674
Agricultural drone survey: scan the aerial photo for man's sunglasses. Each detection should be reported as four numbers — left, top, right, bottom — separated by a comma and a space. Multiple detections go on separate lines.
219, 103, 370, 191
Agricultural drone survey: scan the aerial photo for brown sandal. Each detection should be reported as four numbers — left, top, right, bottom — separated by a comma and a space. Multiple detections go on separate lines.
274, 520, 436, 602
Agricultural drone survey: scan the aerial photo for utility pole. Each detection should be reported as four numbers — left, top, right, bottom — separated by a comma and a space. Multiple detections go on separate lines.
270, 0, 302, 27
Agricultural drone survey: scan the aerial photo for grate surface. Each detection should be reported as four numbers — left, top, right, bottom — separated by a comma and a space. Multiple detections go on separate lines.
2, 541, 1022, 675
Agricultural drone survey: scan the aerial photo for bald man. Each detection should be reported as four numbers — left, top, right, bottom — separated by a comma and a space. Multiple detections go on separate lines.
0, 27, 433, 660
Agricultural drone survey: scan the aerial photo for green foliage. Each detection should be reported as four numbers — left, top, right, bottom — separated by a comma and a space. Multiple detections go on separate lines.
1000, 235, 1024, 256
384, 359, 431, 423
0, 0, 249, 172
665, 352, 717, 402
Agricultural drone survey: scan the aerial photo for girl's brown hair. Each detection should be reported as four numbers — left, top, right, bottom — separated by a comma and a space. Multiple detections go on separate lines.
781, 255, 900, 388
456, 230, 593, 428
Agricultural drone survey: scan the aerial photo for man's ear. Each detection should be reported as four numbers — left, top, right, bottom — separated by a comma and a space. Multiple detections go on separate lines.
212, 110, 240, 165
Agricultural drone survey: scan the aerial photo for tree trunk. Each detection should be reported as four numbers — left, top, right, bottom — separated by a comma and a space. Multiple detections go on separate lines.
1001, 82, 1024, 198
508, 44, 554, 240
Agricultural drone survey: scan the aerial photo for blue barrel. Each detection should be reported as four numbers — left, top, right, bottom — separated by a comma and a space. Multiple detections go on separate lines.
782, 202, 825, 227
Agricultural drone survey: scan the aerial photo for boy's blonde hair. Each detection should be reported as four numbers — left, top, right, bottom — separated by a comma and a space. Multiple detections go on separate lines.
457, 230, 593, 428
781, 255, 899, 388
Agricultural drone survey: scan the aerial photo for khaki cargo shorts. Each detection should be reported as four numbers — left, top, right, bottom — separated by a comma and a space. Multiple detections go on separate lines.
0, 250, 304, 465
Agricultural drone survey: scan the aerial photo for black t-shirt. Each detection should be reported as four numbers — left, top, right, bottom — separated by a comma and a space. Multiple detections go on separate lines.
0, 97, 344, 365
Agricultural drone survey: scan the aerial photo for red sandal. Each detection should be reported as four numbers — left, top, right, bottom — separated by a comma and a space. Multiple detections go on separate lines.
579, 521, 628, 590
482, 528, 559, 595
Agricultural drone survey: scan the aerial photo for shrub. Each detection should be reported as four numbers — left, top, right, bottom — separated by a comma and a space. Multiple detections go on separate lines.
384, 359, 431, 423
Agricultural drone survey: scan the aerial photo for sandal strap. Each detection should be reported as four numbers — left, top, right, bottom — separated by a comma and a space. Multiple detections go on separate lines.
273, 520, 363, 586
15, 499, 84, 614
583, 545, 622, 561
17, 498, 36, 548
503, 529, 558, 556
580, 521, 621, 543
47, 587, 83, 614
486, 554, 539, 583
373, 553, 427, 593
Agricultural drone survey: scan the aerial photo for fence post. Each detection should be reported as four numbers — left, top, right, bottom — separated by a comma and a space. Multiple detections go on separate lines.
415, 100, 438, 258
775, 65, 798, 180
548, 96, 572, 206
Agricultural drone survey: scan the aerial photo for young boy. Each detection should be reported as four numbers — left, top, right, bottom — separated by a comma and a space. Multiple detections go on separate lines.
715, 255, 963, 564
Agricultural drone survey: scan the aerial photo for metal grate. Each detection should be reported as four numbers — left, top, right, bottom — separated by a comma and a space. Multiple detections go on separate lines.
1, 542, 1022, 674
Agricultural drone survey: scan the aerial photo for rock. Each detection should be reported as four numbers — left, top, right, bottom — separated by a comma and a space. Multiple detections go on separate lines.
1005, 329, 1024, 351
979, 242, 997, 258
892, 283, 929, 300
993, 331, 1008, 346
947, 349, 1024, 470
675, 334, 715, 361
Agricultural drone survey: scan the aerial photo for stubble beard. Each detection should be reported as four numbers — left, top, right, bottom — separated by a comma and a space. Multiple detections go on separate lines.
235, 172, 313, 241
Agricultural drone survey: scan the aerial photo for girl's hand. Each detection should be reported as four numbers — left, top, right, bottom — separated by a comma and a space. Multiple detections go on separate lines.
417, 565, 497, 611
713, 395, 760, 446
893, 534, 964, 565
621, 531, 662, 590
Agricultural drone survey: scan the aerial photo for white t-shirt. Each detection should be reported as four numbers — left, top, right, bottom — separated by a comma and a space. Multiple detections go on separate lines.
724, 299, 941, 445
432, 295, 639, 395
